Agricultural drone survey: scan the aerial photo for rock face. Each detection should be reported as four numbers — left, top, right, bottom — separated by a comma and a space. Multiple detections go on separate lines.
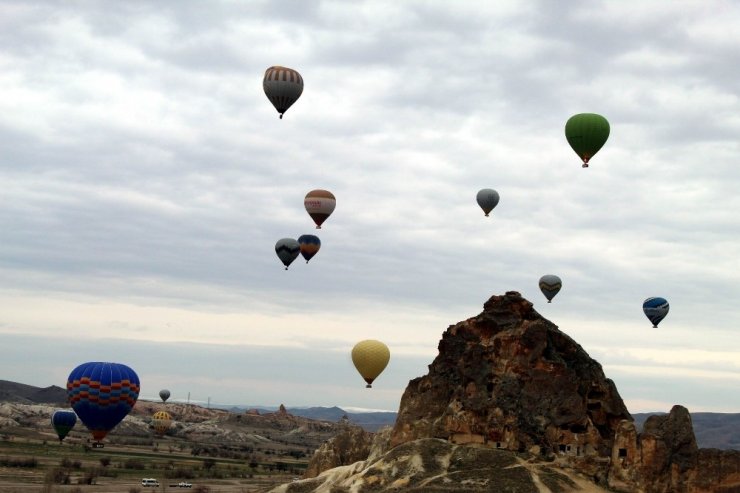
392, 291, 630, 463
304, 424, 374, 478
610, 405, 740, 493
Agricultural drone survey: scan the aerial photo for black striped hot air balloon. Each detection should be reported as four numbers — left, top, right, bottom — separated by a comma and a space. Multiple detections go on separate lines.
275, 238, 300, 270
539, 275, 562, 303
263, 66, 303, 119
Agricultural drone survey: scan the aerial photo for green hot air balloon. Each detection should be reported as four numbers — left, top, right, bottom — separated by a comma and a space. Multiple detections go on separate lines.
565, 113, 610, 168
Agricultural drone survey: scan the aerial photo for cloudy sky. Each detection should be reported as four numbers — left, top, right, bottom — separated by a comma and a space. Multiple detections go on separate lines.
1, 0, 739, 414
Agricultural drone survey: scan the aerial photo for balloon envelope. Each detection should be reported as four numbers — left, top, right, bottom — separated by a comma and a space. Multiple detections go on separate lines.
351, 340, 390, 388
298, 234, 321, 263
67, 362, 140, 441
565, 113, 610, 167
643, 297, 669, 328
152, 410, 172, 436
263, 66, 303, 119
159, 389, 170, 403
304, 190, 336, 229
51, 410, 77, 442
476, 189, 500, 217
275, 238, 300, 270
539, 275, 562, 303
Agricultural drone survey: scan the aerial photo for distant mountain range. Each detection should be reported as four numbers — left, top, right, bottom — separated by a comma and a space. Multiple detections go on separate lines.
0, 380, 736, 448
226, 405, 397, 432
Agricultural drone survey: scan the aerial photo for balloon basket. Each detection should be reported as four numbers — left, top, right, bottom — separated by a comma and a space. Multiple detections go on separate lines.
366, 384, 372, 389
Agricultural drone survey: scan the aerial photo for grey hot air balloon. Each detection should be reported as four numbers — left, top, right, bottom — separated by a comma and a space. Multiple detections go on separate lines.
275, 238, 300, 270
159, 389, 170, 403
539, 275, 562, 303
476, 189, 500, 217
263, 66, 304, 119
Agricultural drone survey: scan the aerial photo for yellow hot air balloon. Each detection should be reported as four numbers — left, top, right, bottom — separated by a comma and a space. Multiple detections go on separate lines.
152, 410, 172, 436
351, 340, 390, 388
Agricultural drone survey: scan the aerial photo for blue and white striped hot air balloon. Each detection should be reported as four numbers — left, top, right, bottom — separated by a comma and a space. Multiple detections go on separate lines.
642, 297, 669, 328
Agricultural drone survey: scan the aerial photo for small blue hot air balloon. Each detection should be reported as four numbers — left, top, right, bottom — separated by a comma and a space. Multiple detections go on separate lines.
643, 297, 669, 328
51, 410, 77, 442
67, 362, 140, 442
298, 234, 321, 263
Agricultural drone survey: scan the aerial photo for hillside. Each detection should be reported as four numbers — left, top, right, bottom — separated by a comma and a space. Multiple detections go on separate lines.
0, 380, 67, 405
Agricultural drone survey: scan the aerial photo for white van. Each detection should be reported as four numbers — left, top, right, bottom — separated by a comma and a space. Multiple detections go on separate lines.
141, 478, 160, 487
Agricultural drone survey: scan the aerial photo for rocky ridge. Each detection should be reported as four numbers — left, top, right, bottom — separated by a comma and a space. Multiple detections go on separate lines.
282, 292, 740, 493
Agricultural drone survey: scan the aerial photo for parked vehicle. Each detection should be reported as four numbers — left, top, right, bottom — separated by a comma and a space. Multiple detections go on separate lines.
178, 482, 192, 488
141, 478, 160, 487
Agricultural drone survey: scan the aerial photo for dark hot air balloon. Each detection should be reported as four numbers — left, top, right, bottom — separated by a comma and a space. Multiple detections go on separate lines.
263, 66, 303, 119
643, 297, 669, 328
476, 189, 500, 217
565, 113, 610, 168
159, 389, 170, 403
51, 410, 77, 442
539, 275, 562, 303
275, 238, 300, 270
67, 362, 140, 443
298, 234, 321, 263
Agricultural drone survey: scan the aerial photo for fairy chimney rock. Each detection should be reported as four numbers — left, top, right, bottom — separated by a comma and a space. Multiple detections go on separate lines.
391, 291, 631, 458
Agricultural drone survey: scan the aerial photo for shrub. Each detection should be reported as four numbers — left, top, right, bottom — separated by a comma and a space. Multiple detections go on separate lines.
123, 458, 146, 470
44, 467, 70, 484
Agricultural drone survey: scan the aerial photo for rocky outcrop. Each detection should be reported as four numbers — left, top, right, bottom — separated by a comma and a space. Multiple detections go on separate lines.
610, 405, 740, 493
392, 291, 630, 466
304, 424, 374, 478
272, 438, 612, 493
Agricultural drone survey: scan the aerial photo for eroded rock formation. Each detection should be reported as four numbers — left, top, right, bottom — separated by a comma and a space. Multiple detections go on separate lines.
610, 405, 740, 492
392, 291, 630, 462
304, 424, 374, 478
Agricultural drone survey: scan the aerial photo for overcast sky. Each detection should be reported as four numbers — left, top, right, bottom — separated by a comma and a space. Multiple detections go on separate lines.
1, 0, 739, 414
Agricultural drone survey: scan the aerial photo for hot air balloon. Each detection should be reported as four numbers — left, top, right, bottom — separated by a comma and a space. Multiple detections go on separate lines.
476, 189, 500, 217
263, 66, 303, 119
304, 190, 336, 229
51, 410, 77, 442
539, 275, 562, 303
152, 410, 172, 436
67, 362, 140, 443
565, 113, 610, 167
275, 238, 300, 270
643, 297, 669, 328
298, 234, 321, 263
159, 389, 170, 403
351, 340, 390, 388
